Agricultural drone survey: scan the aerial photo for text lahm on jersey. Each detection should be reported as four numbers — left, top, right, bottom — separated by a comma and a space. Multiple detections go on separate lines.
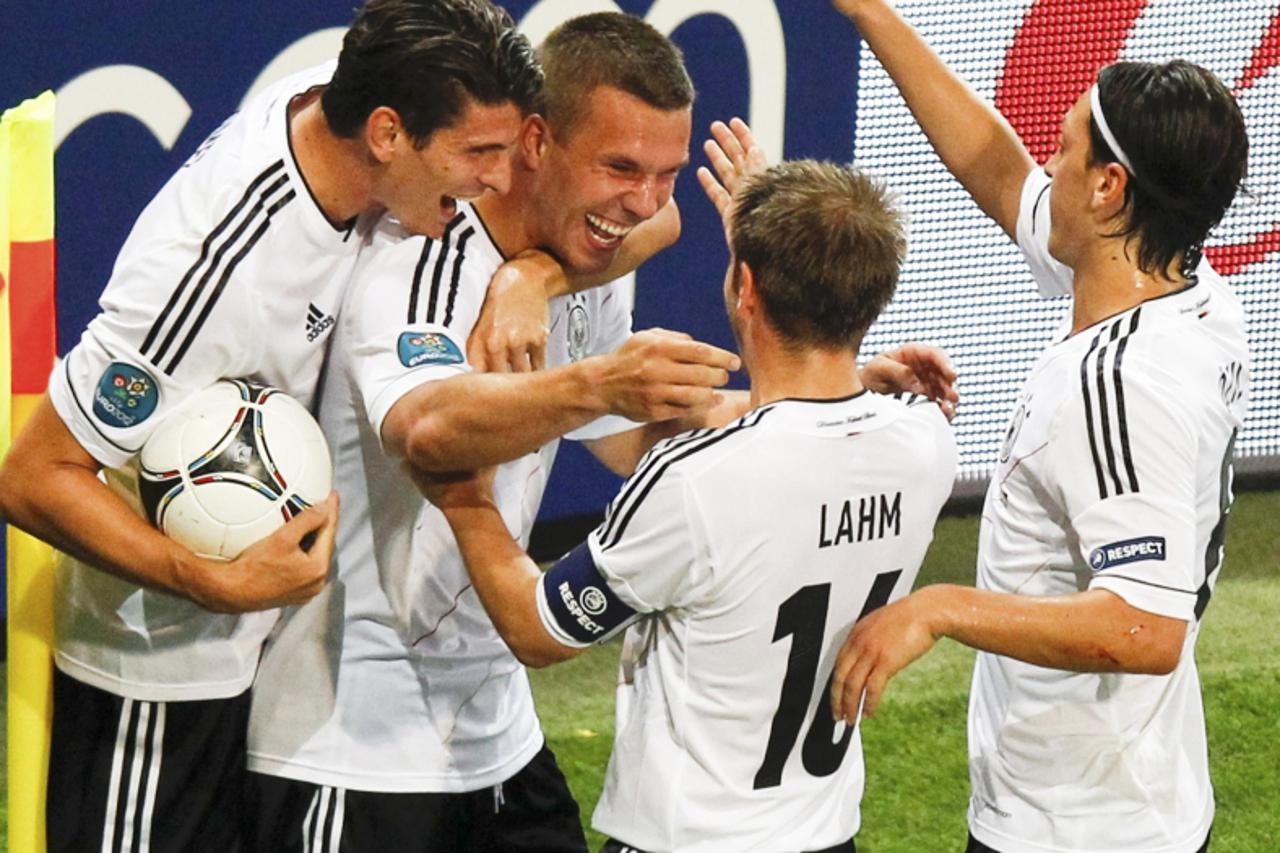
818, 491, 902, 549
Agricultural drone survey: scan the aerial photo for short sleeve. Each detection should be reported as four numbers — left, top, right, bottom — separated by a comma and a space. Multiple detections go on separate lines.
348, 227, 489, 441
48, 306, 247, 468
1050, 344, 1199, 620
534, 450, 706, 646
1015, 168, 1075, 298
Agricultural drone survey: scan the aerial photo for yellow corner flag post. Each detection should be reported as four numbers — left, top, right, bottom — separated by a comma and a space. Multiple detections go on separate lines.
3, 90, 58, 853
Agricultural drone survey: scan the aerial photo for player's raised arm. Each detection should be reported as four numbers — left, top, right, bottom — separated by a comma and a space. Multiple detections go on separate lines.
832, 0, 1034, 238
0, 396, 334, 612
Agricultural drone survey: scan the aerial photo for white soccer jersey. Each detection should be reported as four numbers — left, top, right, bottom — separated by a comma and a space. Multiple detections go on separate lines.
47, 62, 373, 702
966, 169, 1248, 853
246, 204, 635, 791
533, 394, 955, 852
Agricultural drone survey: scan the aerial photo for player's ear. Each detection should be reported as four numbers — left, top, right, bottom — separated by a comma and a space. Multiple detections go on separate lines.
1093, 161, 1128, 217
365, 106, 402, 165
521, 114, 550, 169
736, 261, 758, 314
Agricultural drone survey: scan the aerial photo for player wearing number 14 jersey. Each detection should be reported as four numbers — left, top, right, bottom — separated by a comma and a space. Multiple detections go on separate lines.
424, 160, 956, 852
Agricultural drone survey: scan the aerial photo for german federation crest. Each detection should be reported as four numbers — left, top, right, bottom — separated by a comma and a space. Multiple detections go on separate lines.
398, 331, 464, 369
567, 303, 590, 362
92, 362, 159, 428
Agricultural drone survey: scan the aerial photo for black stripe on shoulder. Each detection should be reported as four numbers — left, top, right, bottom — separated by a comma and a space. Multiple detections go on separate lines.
1080, 325, 1110, 500
1094, 320, 1125, 496
407, 237, 435, 323
152, 171, 292, 370
443, 226, 475, 327
165, 188, 297, 373
141, 160, 285, 357
1112, 308, 1142, 493
426, 214, 465, 325
598, 427, 715, 545
601, 407, 775, 551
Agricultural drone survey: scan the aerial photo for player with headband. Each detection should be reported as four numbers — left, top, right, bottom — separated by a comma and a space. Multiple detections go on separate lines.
827, 1, 1249, 852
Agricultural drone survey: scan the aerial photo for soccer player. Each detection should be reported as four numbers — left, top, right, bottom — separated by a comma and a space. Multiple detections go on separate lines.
420, 157, 958, 852
0, 1, 541, 850
827, 3, 1250, 852
243, 14, 735, 852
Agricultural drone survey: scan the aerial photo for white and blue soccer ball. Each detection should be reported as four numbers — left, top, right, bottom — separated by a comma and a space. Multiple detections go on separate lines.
137, 379, 332, 560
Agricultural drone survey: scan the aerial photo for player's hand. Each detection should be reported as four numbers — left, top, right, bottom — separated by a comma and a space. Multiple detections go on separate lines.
183, 493, 339, 613
403, 463, 497, 512
593, 328, 741, 422
830, 589, 938, 723
468, 251, 560, 374
860, 343, 959, 420
697, 118, 768, 240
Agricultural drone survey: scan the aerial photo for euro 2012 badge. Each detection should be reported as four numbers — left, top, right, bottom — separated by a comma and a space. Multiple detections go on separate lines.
398, 330, 464, 369
92, 362, 159, 428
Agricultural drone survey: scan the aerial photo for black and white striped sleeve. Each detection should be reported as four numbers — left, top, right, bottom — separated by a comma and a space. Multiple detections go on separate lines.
44, 168, 282, 468
351, 218, 490, 440
577, 442, 709, 612
1053, 334, 1200, 620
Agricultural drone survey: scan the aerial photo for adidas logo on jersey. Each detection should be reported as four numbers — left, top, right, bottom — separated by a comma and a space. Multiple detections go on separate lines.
306, 303, 335, 342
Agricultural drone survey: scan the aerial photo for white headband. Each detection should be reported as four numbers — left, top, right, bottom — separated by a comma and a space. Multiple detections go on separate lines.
1089, 84, 1135, 173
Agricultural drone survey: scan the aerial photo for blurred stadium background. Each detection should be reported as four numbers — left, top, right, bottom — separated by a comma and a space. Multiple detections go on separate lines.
3, 0, 1277, 850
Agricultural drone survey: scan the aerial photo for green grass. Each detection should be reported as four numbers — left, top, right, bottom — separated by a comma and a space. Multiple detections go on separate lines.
530, 491, 1280, 851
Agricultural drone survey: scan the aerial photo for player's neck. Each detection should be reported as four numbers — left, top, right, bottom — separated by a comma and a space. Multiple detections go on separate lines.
289, 94, 376, 227
473, 169, 538, 259
1069, 240, 1188, 335
745, 337, 862, 408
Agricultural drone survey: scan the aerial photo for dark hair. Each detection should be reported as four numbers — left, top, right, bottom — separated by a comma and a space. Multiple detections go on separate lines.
322, 0, 542, 146
536, 12, 694, 138
731, 160, 907, 350
1089, 60, 1248, 277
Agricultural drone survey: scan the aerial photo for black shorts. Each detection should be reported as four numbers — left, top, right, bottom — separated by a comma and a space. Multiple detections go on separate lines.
48, 667, 252, 853
245, 742, 587, 852
601, 837, 856, 852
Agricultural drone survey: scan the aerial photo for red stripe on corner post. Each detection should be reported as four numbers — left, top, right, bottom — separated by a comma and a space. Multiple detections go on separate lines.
9, 237, 56, 393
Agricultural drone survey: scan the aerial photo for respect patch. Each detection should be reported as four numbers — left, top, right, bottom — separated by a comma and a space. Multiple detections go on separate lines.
397, 331, 463, 369
92, 362, 159, 428
540, 543, 636, 645
1089, 536, 1166, 572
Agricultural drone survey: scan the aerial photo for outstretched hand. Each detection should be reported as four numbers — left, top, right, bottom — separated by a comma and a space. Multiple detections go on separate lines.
595, 328, 741, 423
861, 343, 959, 420
697, 118, 769, 240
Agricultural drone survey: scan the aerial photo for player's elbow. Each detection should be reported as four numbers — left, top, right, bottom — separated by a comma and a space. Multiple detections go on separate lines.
0, 448, 40, 526
1110, 617, 1187, 675
508, 636, 577, 669
383, 409, 453, 472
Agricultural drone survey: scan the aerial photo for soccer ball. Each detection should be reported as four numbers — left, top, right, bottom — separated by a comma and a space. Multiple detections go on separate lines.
137, 379, 332, 560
